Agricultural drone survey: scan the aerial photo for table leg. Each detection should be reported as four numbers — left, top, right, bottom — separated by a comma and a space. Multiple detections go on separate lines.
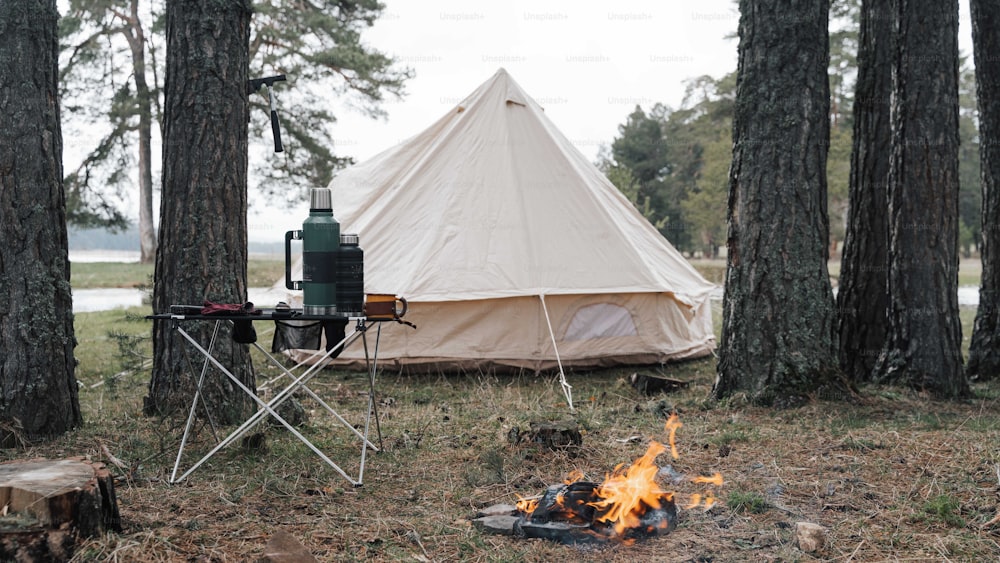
169, 322, 376, 486
170, 321, 221, 482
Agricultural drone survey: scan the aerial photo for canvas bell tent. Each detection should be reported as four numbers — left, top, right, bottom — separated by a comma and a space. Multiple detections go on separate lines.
278, 68, 716, 378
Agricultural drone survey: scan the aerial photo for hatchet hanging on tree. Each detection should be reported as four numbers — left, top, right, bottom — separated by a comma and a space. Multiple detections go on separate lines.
248, 74, 287, 152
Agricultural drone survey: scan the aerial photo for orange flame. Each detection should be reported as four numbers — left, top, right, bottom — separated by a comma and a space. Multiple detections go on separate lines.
693, 472, 724, 487
564, 469, 585, 484
683, 491, 717, 510
702, 493, 717, 510
664, 413, 682, 460
684, 493, 703, 509
590, 441, 673, 535
515, 495, 539, 514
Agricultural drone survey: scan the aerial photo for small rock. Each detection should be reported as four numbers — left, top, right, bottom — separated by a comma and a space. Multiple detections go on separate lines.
260, 530, 317, 563
241, 432, 267, 452
476, 503, 517, 517
271, 397, 309, 428
795, 521, 826, 553
472, 515, 520, 536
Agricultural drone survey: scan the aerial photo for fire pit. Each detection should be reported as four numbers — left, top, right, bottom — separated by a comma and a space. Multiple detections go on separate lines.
475, 414, 722, 545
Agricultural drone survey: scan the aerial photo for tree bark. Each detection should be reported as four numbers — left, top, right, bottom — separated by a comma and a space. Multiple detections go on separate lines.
0, 0, 82, 442
714, 0, 846, 406
967, 0, 1000, 381
147, 0, 256, 423
836, 0, 894, 381
122, 0, 157, 264
873, 0, 968, 398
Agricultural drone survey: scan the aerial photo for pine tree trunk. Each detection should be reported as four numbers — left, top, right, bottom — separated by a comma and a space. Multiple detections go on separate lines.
967, 0, 1000, 381
0, 0, 82, 443
873, 0, 968, 398
124, 0, 157, 265
714, 0, 846, 406
146, 0, 255, 423
836, 0, 893, 381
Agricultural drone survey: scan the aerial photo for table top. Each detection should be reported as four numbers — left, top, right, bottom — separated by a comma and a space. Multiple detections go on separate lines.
147, 307, 365, 322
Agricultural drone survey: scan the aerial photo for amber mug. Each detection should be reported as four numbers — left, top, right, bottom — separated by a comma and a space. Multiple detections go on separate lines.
364, 294, 407, 319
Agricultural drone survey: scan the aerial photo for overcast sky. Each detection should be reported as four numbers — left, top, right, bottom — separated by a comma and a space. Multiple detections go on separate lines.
322, 0, 742, 164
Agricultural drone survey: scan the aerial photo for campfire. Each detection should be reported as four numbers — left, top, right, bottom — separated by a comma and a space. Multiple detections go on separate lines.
477, 414, 722, 545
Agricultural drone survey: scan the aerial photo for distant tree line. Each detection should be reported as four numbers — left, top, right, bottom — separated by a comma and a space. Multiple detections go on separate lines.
600, 0, 982, 260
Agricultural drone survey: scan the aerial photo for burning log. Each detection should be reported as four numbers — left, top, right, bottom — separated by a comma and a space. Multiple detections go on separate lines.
475, 480, 677, 545
479, 414, 722, 546
517, 480, 677, 545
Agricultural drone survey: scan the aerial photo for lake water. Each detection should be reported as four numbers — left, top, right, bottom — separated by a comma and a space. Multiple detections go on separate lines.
69, 250, 142, 263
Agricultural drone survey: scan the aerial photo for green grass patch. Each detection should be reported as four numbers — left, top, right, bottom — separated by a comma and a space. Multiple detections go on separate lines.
919, 495, 966, 528
70, 259, 284, 289
73, 307, 152, 385
908, 412, 950, 431
958, 259, 982, 287
829, 412, 873, 436
689, 259, 726, 285
71, 262, 153, 289
726, 490, 769, 514
840, 436, 883, 451
963, 414, 1000, 432
711, 429, 751, 446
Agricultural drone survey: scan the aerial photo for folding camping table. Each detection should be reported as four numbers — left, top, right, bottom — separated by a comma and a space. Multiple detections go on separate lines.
147, 308, 388, 487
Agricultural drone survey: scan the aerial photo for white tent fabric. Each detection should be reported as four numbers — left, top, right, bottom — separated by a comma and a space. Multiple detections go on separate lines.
277, 68, 717, 376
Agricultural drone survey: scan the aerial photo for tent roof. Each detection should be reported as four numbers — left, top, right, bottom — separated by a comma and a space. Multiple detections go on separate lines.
327, 68, 716, 305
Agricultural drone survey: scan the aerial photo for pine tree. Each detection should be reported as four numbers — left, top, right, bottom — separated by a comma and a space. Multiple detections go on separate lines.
146, 0, 255, 421
714, 0, 846, 405
872, 0, 968, 398
836, 0, 893, 381
0, 0, 82, 442
966, 0, 1000, 381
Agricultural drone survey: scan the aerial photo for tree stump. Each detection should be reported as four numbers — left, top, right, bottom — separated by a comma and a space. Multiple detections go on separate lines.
0, 458, 121, 562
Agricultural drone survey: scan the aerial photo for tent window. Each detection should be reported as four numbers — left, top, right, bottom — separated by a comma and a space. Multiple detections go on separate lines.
564, 303, 637, 341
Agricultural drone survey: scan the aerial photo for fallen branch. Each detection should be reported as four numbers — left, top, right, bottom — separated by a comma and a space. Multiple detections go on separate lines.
99, 442, 129, 473
90, 358, 153, 388
981, 511, 1000, 530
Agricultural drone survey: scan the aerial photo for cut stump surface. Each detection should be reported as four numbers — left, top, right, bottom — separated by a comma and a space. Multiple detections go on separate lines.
0, 458, 121, 562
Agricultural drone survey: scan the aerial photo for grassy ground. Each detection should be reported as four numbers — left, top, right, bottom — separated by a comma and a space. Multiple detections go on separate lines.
4, 262, 998, 561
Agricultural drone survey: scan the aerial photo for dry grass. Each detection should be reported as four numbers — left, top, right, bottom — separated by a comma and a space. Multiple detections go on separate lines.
4, 305, 1000, 562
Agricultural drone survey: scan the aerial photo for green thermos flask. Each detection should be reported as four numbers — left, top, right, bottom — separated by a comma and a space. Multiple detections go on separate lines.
285, 188, 340, 315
